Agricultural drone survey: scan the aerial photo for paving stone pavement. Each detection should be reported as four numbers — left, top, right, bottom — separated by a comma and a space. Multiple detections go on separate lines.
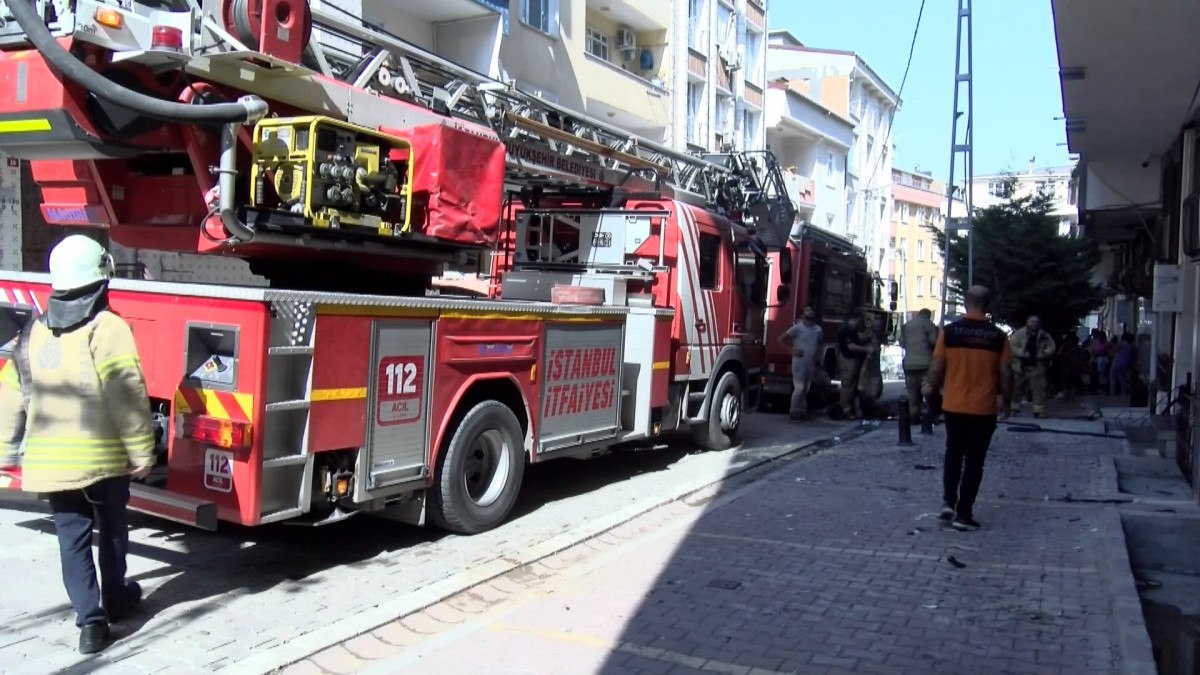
284, 415, 1154, 675
0, 412, 854, 674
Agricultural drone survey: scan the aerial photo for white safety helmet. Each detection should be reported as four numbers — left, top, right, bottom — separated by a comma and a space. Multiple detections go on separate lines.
48, 235, 114, 292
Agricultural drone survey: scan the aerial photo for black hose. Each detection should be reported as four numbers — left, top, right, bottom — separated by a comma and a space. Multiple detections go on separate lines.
8, 0, 264, 124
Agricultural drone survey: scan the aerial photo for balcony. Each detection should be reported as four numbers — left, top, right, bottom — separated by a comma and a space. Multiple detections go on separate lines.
688, 49, 708, 81
585, 0, 671, 32
744, 81, 764, 110
716, 60, 733, 92
784, 173, 817, 212
746, 0, 765, 31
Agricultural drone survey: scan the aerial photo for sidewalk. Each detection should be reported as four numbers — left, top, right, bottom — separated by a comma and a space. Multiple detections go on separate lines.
289, 412, 1155, 674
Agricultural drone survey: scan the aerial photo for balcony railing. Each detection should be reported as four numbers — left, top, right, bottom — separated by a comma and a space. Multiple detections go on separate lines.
784, 173, 817, 211
744, 81, 764, 109
688, 49, 707, 79
746, 0, 765, 31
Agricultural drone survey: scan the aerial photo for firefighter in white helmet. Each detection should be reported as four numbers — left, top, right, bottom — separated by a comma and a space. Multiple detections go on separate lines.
0, 235, 155, 654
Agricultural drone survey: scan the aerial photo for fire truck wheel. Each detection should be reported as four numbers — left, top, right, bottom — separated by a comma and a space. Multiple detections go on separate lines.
692, 371, 743, 451
430, 401, 526, 534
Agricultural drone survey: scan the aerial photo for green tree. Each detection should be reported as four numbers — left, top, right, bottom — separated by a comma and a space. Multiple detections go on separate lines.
927, 176, 1104, 338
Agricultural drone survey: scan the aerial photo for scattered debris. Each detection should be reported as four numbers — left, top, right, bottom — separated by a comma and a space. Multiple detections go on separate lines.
922, 603, 939, 610
913, 464, 936, 471
948, 544, 978, 552
1135, 578, 1163, 590
907, 528, 922, 536
946, 556, 967, 569
1156, 508, 1177, 513
707, 579, 742, 591
914, 512, 939, 521
1069, 517, 1081, 522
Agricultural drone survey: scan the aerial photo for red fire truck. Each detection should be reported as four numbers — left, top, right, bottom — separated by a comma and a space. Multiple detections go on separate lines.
0, 0, 793, 533
761, 226, 885, 410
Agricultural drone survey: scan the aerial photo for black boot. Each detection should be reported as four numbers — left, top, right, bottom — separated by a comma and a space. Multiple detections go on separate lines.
79, 622, 110, 654
104, 581, 143, 623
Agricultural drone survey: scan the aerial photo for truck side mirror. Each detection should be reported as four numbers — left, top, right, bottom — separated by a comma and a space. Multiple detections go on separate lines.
776, 285, 791, 303
889, 281, 899, 303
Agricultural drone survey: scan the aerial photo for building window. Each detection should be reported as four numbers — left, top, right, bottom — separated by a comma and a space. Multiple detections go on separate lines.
698, 234, 721, 289
522, 0, 559, 36
988, 180, 1010, 198
585, 27, 609, 61
742, 110, 761, 151
899, 203, 909, 220
826, 151, 836, 186
930, 277, 937, 297
916, 276, 924, 296
686, 83, 704, 146
898, 275, 905, 298
917, 240, 924, 261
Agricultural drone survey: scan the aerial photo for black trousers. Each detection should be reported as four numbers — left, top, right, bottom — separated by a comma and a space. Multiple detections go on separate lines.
47, 476, 131, 627
942, 412, 998, 518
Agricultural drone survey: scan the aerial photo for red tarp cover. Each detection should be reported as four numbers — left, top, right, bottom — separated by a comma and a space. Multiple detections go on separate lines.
383, 122, 506, 247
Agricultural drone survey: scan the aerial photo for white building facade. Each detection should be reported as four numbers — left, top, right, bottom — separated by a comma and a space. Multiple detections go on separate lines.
969, 163, 1080, 237
766, 32, 900, 276
674, 0, 770, 152
764, 79, 853, 236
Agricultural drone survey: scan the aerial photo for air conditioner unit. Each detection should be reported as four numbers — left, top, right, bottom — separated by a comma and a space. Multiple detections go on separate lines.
718, 44, 741, 71
616, 27, 636, 59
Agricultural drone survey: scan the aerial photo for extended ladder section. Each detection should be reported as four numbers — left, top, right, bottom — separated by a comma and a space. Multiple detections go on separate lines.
0, 0, 797, 252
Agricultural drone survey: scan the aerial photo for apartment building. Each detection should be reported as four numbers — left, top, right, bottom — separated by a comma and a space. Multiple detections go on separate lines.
330, 0, 675, 142
674, 0, 769, 152
969, 162, 1080, 237
764, 77, 853, 237
889, 168, 947, 322
766, 31, 900, 276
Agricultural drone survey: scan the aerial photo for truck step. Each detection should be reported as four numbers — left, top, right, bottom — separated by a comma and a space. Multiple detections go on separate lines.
262, 456, 308, 469
268, 346, 315, 356
265, 400, 311, 412
129, 484, 217, 531
259, 507, 305, 524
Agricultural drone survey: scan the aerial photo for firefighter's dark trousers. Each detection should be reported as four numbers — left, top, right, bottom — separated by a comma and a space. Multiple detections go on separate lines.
48, 476, 131, 627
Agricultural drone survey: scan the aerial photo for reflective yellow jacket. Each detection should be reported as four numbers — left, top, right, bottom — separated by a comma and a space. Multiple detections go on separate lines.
0, 310, 154, 492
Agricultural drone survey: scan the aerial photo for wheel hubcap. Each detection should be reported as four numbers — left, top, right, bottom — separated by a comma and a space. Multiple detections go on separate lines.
719, 391, 741, 431
462, 429, 511, 507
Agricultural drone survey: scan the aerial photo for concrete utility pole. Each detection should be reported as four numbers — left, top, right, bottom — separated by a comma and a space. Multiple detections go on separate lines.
940, 0, 974, 324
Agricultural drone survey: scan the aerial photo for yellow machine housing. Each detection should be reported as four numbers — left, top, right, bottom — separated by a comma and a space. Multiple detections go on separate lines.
250, 116, 415, 237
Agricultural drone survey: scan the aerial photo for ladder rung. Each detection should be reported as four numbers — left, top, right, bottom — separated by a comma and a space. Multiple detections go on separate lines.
263, 456, 308, 468
953, 144, 971, 153
266, 400, 311, 412
956, 74, 971, 82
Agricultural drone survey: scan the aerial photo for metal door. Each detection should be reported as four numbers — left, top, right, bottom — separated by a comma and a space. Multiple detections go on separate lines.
365, 319, 433, 490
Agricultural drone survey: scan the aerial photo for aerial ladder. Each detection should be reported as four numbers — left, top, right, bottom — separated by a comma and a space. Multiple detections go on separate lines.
0, 0, 797, 281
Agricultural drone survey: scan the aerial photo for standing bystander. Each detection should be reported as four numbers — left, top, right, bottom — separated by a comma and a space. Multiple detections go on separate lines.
836, 313, 873, 419
778, 306, 824, 421
900, 309, 939, 418
0, 236, 155, 654
924, 286, 1013, 531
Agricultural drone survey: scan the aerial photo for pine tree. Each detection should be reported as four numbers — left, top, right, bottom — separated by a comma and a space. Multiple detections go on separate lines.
927, 176, 1104, 338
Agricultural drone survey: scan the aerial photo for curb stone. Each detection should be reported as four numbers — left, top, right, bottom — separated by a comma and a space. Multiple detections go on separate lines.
244, 421, 864, 673
1099, 506, 1158, 675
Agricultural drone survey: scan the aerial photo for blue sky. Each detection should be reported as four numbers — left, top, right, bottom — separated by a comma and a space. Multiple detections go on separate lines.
769, 0, 1073, 179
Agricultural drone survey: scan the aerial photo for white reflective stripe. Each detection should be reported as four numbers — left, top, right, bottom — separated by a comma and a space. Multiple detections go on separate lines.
680, 206, 718, 373
29, 291, 42, 314
12, 289, 25, 306
0, 288, 9, 304
674, 203, 708, 373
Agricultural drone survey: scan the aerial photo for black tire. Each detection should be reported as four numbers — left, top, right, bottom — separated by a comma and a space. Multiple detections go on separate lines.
691, 371, 743, 450
428, 401, 526, 534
